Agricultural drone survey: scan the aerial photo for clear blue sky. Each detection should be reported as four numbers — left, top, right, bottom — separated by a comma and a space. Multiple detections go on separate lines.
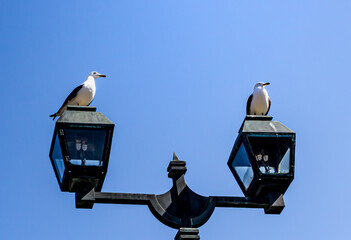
1, 1, 351, 239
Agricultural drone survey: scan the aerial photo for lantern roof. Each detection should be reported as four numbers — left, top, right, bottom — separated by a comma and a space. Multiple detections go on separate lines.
239, 115, 294, 134
57, 106, 114, 125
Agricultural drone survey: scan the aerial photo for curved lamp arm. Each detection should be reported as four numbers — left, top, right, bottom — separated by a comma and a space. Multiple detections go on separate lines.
76, 154, 285, 230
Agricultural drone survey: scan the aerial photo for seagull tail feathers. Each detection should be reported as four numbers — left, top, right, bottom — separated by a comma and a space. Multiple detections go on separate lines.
50, 113, 57, 120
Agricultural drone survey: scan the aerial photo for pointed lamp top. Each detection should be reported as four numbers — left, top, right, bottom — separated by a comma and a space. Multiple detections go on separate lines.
167, 152, 186, 178
173, 152, 179, 161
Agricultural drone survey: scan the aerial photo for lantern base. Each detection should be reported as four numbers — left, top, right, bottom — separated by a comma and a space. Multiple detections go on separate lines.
75, 183, 95, 209
175, 228, 200, 240
264, 193, 285, 214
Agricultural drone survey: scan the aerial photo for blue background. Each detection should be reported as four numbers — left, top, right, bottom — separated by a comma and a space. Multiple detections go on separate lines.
1, 1, 350, 239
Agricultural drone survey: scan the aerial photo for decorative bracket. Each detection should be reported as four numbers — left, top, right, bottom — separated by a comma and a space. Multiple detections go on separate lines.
76, 153, 284, 235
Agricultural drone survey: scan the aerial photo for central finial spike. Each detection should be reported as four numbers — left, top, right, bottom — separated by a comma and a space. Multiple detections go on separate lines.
167, 152, 187, 178
173, 152, 179, 161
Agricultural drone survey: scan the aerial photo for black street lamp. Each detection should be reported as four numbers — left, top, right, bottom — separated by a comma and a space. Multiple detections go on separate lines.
227, 115, 295, 213
49, 106, 114, 192
49, 107, 295, 240
227, 116, 295, 196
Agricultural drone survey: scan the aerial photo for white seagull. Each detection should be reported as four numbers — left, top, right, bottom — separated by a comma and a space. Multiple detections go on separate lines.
246, 82, 271, 115
50, 71, 106, 120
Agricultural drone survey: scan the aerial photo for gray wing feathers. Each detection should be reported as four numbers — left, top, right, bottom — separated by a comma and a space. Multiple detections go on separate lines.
246, 94, 253, 115
50, 84, 83, 120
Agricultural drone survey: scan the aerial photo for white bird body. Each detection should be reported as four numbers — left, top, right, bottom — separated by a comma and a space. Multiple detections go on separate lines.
50, 71, 106, 120
69, 76, 96, 107
247, 82, 271, 115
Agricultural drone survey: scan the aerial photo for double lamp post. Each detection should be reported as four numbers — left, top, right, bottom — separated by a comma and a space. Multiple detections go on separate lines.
49, 106, 296, 240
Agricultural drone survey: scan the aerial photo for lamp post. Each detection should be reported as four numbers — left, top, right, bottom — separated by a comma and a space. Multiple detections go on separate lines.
49, 107, 296, 240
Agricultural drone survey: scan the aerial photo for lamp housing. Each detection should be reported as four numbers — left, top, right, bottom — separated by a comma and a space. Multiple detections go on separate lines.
49, 106, 114, 192
228, 116, 295, 198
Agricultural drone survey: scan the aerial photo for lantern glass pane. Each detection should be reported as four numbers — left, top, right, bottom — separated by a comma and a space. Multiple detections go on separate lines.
232, 143, 254, 189
52, 134, 65, 182
64, 128, 107, 167
248, 136, 291, 175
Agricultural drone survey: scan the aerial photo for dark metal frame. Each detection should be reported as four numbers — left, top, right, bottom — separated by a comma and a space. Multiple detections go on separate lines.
49, 106, 114, 192
75, 154, 285, 239
50, 111, 294, 240
227, 116, 296, 198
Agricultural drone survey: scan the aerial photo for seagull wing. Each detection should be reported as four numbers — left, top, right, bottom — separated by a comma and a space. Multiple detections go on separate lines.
58, 84, 83, 110
51, 84, 84, 118
87, 99, 94, 106
246, 94, 253, 115
265, 97, 271, 115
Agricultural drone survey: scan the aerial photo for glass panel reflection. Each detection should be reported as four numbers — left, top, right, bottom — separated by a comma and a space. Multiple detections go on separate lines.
248, 136, 291, 175
52, 134, 65, 182
278, 148, 290, 173
64, 128, 107, 166
232, 143, 254, 189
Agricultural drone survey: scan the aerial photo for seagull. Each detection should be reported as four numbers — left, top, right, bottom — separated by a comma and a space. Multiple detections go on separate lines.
50, 71, 106, 120
246, 82, 271, 115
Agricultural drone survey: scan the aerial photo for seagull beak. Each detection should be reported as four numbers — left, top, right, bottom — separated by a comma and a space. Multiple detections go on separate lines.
263, 82, 270, 86
99, 74, 106, 78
